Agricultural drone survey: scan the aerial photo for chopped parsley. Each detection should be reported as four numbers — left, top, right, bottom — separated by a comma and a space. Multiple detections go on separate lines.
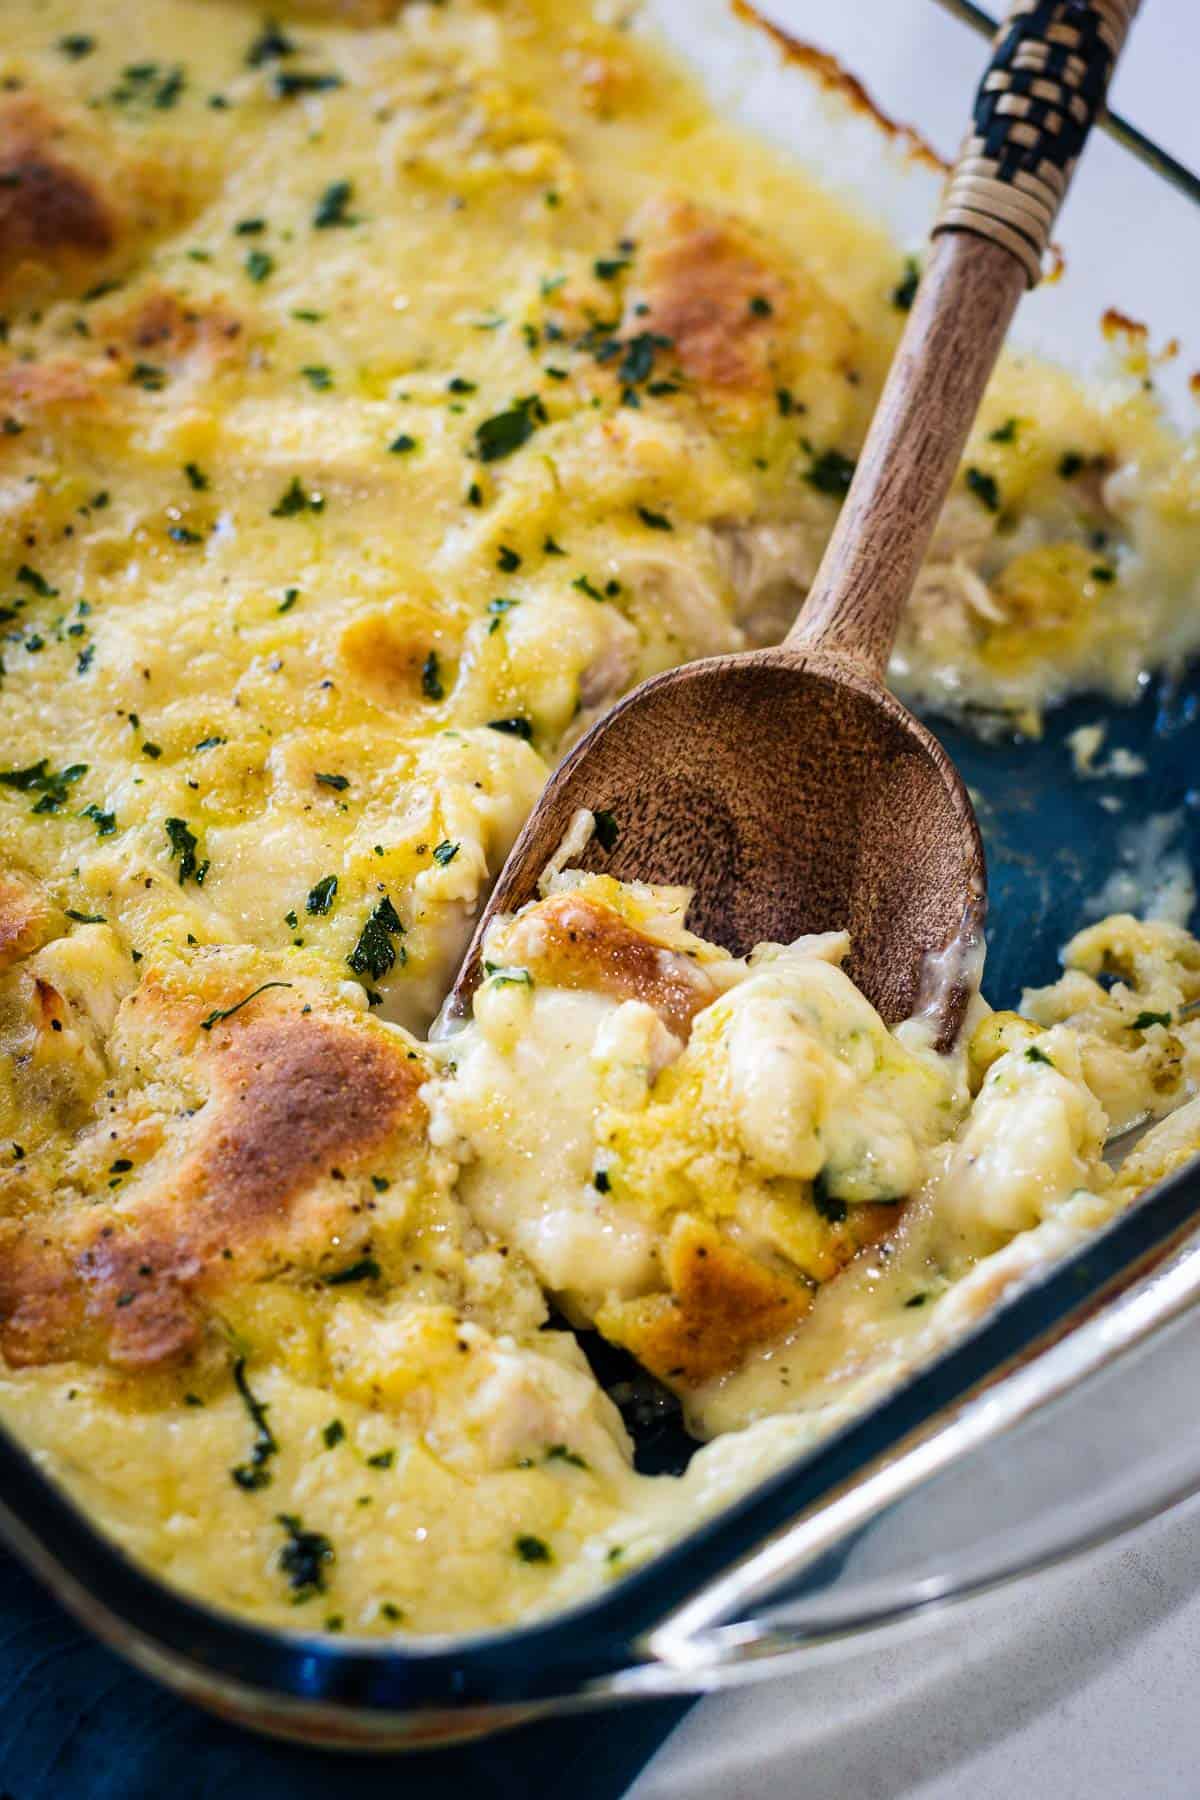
164, 816, 208, 885
482, 963, 533, 990
244, 249, 275, 283
306, 874, 338, 915
891, 257, 920, 311
421, 650, 444, 700
312, 180, 355, 229
301, 365, 333, 390
347, 896, 405, 981
805, 450, 857, 498
65, 909, 105, 924
514, 1534, 552, 1564
200, 981, 293, 1032
1132, 1010, 1172, 1031
323, 1419, 345, 1448
57, 33, 96, 59
474, 395, 546, 462
487, 596, 518, 633
545, 1444, 588, 1469
988, 417, 1020, 444
168, 526, 202, 546
496, 544, 521, 572
366, 1448, 395, 1470
593, 1168, 611, 1193
274, 70, 343, 99
194, 735, 226, 751
388, 432, 418, 454
315, 771, 350, 792
16, 563, 56, 597
270, 476, 324, 517
1025, 1044, 1055, 1067
183, 461, 209, 491
432, 840, 459, 866
325, 1257, 382, 1287
487, 716, 533, 740
0, 759, 87, 814
231, 1357, 279, 1490
1091, 564, 1116, 584
1058, 450, 1086, 479
636, 505, 673, 532
276, 1513, 333, 1597
278, 588, 299, 614
130, 362, 167, 391
80, 803, 116, 837
748, 294, 773, 317
965, 467, 1001, 513
246, 20, 296, 65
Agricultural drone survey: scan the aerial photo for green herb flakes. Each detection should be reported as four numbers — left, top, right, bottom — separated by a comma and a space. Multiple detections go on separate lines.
276, 1513, 333, 1596
474, 395, 545, 463
347, 896, 405, 981
200, 982, 293, 1032
164, 816, 208, 885
306, 874, 338, 915
313, 180, 356, 229
231, 1357, 279, 1490
965, 467, 1001, 513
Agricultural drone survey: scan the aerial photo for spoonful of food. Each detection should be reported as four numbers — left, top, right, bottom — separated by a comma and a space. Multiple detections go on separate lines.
449, 0, 1139, 1051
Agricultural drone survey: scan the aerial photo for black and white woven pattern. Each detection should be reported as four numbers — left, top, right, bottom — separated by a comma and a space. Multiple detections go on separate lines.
934, 0, 1140, 284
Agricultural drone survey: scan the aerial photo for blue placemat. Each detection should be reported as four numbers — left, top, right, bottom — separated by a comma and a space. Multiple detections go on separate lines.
0, 1551, 690, 1798
1, 672, 1195, 1800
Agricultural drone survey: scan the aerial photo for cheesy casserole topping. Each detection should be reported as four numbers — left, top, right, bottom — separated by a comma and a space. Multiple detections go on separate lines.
1, 0, 1199, 1638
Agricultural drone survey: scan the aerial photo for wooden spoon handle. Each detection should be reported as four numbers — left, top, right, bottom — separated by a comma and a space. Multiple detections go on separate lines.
786, 0, 1140, 676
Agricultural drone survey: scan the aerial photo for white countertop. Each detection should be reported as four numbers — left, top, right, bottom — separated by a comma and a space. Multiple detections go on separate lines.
632, 1498, 1200, 1800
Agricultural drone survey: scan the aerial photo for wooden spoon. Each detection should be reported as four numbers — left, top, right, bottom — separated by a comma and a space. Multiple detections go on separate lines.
449, 0, 1138, 1050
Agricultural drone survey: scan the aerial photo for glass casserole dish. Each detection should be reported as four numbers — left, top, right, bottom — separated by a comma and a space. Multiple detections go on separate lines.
0, 0, 1197, 1749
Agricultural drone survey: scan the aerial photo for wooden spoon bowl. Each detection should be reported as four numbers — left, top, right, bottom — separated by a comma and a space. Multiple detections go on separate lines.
454, 648, 984, 1047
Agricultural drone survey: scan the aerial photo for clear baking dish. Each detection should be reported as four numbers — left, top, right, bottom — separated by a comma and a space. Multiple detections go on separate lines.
1, 0, 1197, 1749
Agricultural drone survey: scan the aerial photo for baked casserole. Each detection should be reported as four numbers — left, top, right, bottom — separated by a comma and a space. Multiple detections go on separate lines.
1, 0, 1199, 1639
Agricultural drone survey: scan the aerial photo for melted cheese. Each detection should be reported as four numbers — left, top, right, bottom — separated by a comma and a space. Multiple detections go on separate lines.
0, 0, 1198, 1642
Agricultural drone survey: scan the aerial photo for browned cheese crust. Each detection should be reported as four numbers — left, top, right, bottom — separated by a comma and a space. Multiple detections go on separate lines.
0, 983, 427, 1370
499, 891, 719, 1039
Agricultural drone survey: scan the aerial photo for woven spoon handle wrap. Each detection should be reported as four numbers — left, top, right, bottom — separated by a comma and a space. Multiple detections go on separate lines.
934, 0, 1140, 286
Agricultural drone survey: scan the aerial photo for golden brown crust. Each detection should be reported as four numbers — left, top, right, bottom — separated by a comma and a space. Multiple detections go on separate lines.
625, 196, 794, 397
0, 874, 55, 972
500, 893, 718, 1038
0, 353, 105, 422
0, 993, 427, 1370
99, 288, 246, 368
730, 2, 948, 174
597, 1215, 812, 1387
0, 95, 116, 278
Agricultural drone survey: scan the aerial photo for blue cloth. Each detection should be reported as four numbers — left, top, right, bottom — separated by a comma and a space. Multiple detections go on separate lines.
0, 1551, 690, 1798
0, 671, 1195, 1799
